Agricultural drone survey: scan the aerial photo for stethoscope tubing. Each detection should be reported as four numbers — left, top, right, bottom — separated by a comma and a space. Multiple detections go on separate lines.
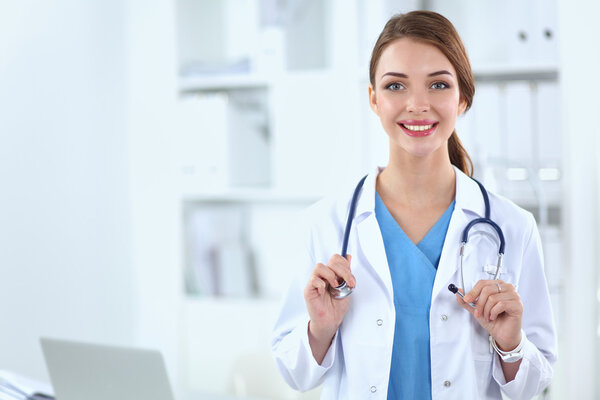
330, 175, 506, 300
329, 175, 368, 299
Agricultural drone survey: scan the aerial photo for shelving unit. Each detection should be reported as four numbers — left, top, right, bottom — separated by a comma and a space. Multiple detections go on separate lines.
179, 74, 271, 93
161, 0, 565, 397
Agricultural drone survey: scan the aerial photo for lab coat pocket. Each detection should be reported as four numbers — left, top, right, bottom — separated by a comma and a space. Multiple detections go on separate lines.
471, 321, 493, 360
473, 264, 514, 286
343, 342, 389, 399
473, 355, 495, 398
461, 227, 508, 287
470, 324, 495, 394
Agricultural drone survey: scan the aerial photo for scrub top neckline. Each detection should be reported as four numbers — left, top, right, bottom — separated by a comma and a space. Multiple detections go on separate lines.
375, 192, 456, 269
374, 192, 456, 245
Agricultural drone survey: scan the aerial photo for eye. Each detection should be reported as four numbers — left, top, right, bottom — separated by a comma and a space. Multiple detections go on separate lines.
431, 81, 450, 90
385, 82, 405, 91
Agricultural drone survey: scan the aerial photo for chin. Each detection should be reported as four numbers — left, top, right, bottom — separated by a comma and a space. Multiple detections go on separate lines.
388, 131, 449, 156
398, 141, 442, 158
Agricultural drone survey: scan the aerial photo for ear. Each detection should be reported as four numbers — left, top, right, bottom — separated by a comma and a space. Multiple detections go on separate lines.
457, 98, 467, 116
368, 84, 379, 115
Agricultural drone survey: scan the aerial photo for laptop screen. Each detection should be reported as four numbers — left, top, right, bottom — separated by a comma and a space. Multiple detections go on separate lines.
40, 338, 175, 400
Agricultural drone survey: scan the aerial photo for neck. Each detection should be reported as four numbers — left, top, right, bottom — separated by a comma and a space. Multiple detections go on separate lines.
377, 148, 456, 208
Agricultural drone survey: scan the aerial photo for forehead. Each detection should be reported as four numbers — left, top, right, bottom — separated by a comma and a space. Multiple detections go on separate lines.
376, 38, 456, 80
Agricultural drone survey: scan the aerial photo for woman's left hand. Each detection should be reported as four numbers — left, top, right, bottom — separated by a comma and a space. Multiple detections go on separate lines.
457, 280, 523, 351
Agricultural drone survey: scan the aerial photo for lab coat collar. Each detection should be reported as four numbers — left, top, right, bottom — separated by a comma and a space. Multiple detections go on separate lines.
353, 165, 485, 218
352, 166, 381, 219
454, 166, 486, 218
350, 165, 487, 303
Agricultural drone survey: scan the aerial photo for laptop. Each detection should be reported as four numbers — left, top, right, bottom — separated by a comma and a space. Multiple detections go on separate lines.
40, 338, 175, 400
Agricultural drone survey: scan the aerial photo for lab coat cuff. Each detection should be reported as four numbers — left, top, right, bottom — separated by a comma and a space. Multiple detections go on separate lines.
302, 317, 338, 369
492, 330, 525, 384
492, 331, 548, 399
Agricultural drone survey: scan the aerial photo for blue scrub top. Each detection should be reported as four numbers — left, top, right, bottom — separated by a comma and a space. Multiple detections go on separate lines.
375, 192, 455, 400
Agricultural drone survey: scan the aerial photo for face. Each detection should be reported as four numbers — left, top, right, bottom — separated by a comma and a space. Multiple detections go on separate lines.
369, 38, 467, 160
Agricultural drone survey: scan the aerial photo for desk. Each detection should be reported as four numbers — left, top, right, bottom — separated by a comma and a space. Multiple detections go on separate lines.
178, 390, 266, 400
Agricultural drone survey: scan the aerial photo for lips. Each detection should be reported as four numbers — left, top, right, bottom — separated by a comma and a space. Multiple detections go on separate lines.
397, 120, 438, 137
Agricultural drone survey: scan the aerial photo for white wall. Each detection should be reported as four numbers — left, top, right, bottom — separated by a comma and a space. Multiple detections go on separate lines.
125, 0, 182, 379
0, 0, 134, 381
556, 0, 600, 398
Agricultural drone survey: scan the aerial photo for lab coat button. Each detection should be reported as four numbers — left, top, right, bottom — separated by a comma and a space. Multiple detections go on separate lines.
376, 319, 383, 326
370, 386, 377, 393
444, 380, 451, 387
441, 314, 448, 321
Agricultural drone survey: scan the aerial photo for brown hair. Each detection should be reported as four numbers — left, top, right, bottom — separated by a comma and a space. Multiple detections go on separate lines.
369, 11, 474, 176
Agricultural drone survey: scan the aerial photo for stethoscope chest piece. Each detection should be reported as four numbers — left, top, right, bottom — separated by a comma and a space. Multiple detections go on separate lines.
329, 281, 353, 299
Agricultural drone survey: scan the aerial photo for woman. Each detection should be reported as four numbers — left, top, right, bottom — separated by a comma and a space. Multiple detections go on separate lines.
271, 11, 556, 400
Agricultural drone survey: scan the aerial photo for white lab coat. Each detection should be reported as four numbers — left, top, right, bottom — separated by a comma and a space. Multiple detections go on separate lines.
271, 166, 557, 400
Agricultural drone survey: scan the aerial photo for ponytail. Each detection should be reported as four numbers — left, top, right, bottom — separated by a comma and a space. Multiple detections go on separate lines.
448, 130, 473, 177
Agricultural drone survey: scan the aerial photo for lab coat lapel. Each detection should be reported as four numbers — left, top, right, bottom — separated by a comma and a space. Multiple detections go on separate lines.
350, 168, 394, 301
355, 212, 394, 300
431, 207, 468, 301
432, 167, 486, 301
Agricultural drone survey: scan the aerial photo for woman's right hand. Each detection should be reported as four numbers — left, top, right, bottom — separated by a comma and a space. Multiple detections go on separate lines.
304, 254, 355, 363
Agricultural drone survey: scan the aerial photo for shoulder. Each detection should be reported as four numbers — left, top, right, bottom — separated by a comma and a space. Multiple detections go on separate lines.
455, 167, 538, 256
304, 172, 372, 229
487, 189, 536, 229
455, 167, 536, 234
487, 190, 540, 259
301, 171, 374, 258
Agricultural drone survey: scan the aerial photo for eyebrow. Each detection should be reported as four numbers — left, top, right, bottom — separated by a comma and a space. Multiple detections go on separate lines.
381, 70, 454, 79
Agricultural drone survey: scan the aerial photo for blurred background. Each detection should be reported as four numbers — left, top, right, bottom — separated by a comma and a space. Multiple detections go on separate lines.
0, 0, 598, 399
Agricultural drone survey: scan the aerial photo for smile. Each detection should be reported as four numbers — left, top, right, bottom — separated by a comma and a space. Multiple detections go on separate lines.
397, 121, 438, 137
402, 123, 434, 131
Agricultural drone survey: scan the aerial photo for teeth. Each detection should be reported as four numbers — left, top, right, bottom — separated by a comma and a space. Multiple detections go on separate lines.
403, 124, 434, 131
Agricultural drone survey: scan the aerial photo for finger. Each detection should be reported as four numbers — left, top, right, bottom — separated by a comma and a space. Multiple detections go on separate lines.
476, 283, 503, 320
306, 274, 327, 297
483, 292, 510, 321
455, 288, 476, 313
499, 282, 517, 294
489, 295, 523, 321
327, 254, 355, 287
456, 293, 476, 314
345, 254, 355, 287
464, 279, 503, 303
313, 263, 340, 289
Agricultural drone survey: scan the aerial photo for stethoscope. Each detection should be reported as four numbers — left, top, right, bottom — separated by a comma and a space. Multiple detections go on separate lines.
329, 174, 505, 301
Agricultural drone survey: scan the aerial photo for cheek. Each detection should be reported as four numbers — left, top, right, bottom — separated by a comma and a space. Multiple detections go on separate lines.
376, 95, 403, 117
437, 98, 462, 120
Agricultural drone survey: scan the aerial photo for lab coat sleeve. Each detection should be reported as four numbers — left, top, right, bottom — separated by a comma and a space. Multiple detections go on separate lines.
270, 208, 339, 391
492, 213, 558, 399
271, 282, 339, 391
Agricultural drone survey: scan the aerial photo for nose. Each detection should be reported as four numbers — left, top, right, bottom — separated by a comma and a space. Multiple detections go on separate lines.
406, 88, 430, 113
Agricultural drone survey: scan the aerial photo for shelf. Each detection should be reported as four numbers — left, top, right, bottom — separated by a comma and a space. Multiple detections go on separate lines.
182, 296, 280, 307
179, 74, 271, 93
472, 63, 559, 82
181, 188, 321, 204
355, 63, 559, 86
